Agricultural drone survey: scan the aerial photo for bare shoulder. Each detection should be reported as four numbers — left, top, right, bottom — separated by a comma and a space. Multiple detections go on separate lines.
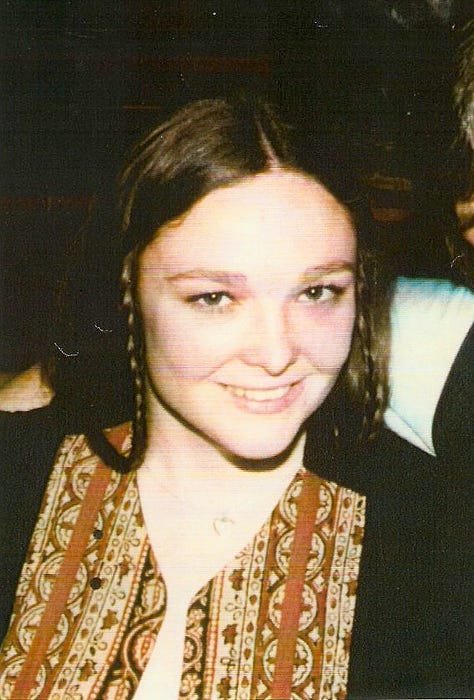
0, 365, 54, 412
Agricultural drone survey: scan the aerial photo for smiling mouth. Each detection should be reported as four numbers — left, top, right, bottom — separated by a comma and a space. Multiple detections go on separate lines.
224, 384, 295, 402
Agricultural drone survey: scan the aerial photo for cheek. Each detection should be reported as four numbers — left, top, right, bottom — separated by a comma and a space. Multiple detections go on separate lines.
299, 304, 355, 372
141, 304, 233, 380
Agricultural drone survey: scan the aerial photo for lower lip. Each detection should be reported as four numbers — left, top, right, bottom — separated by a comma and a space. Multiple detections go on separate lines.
223, 381, 304, 414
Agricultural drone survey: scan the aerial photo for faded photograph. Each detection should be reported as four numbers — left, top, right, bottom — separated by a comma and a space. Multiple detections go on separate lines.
0, 2, 473, 699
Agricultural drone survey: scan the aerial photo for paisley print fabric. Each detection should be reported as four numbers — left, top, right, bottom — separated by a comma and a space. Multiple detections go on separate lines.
0, 425, 365, 699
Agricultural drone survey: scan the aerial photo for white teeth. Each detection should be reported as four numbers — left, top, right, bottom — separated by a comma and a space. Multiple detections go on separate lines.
226, 385, 291, 402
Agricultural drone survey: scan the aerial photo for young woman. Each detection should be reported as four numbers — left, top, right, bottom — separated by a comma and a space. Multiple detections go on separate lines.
0, 97, 473, 699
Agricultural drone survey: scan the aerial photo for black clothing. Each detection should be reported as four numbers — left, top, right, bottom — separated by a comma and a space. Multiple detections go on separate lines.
1, 324, 473, 698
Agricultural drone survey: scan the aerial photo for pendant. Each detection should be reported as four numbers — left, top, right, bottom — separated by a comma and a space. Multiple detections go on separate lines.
212, 515, 235, 536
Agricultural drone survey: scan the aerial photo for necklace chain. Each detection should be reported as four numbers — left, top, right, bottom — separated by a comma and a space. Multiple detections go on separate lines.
139, 474, 238, 536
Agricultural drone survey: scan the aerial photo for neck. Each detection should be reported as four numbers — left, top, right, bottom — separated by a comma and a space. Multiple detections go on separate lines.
139, 400, 306, 506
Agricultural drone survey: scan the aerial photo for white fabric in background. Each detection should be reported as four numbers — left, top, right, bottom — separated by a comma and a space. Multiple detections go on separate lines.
386, 277, 474, 455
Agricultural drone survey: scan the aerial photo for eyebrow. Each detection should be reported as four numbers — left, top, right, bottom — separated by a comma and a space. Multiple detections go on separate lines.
166, 270, 247, 284
166, 263, 355, 284
302, 263, 355, 277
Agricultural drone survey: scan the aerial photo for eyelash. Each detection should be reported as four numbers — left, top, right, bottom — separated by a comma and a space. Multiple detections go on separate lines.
298, 285, 345, 303
185, 285, 346, 311
186, 291, 234, 310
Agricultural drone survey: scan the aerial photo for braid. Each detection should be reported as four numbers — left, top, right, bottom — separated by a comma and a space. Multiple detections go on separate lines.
355, 252, 378, 441
121, 250, 148, 470
348, 247, 391, 443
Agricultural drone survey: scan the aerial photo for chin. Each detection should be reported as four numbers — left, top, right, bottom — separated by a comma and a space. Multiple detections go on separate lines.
217, 429, 302, 465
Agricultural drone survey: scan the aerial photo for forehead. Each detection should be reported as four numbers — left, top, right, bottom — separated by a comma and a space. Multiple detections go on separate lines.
144, 170, 356, 273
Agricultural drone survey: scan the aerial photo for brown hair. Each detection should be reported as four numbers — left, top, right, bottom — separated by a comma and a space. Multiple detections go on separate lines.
52, 96, 392, 471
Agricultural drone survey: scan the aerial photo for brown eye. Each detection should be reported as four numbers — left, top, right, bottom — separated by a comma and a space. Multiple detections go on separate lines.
299, 285, 344, 303
304, 286, 324, 300
187, 291, 233, 308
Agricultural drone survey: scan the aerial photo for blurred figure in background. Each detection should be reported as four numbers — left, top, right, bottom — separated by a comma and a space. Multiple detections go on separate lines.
453, 21, 474, 277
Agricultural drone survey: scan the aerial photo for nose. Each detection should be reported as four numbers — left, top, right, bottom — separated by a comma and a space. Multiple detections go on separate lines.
240, 301, 297, 376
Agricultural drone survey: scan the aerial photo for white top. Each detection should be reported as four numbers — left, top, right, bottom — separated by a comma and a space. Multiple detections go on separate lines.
135, 436, 305, 699
386, 277, 474, 455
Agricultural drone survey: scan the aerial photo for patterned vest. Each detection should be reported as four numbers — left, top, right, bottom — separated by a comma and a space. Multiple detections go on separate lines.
0, 424, 365, 699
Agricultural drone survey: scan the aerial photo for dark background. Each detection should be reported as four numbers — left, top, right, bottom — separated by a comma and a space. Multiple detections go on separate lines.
1, 0, 473, 372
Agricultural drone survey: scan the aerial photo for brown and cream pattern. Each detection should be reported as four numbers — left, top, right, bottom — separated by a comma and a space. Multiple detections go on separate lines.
0, 425, 365, 699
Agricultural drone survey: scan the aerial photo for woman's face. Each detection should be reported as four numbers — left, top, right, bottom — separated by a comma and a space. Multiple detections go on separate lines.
138, 170, 356, 461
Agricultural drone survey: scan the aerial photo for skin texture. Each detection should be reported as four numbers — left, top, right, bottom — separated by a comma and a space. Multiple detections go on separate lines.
138, 169, 356, 465
0, 365, 53, 412
456, 197, 474, 246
